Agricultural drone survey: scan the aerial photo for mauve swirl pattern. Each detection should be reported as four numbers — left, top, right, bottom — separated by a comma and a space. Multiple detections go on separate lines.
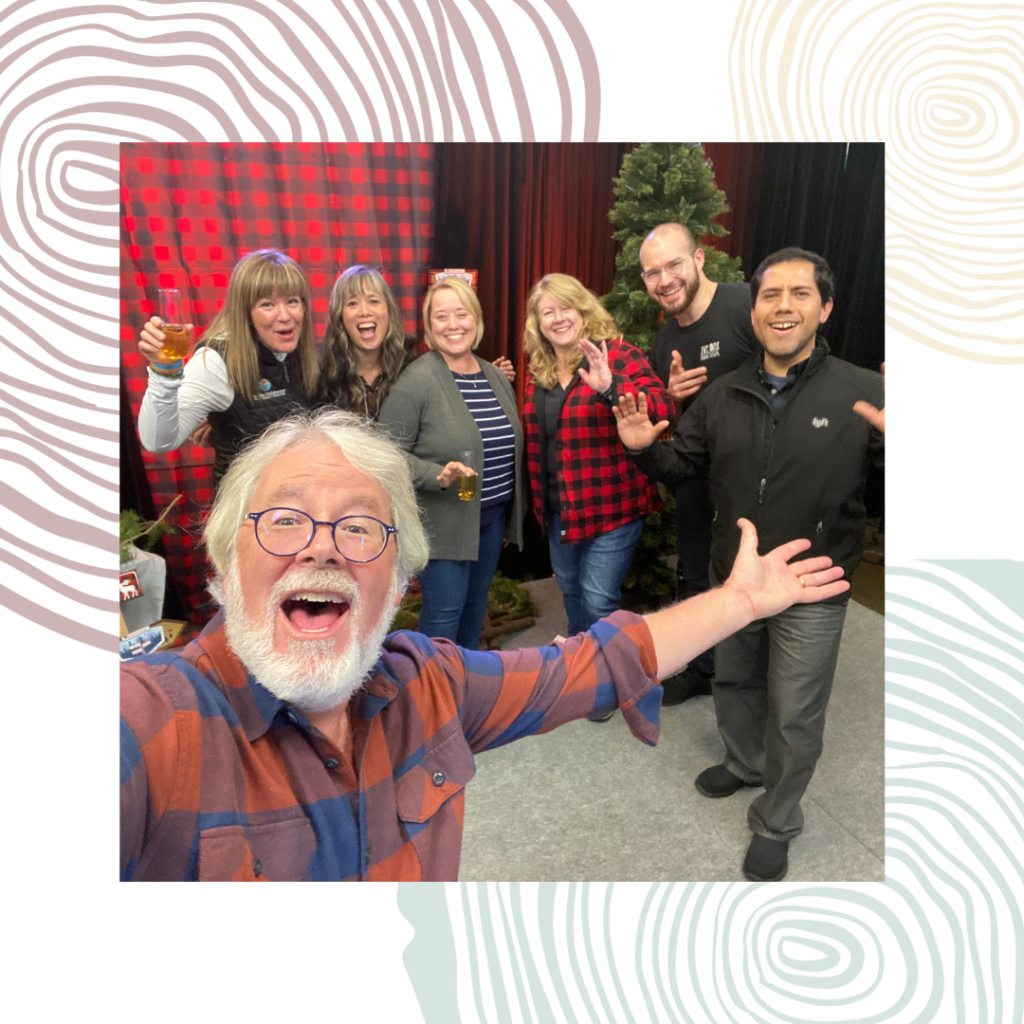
0, 0, 599, 650
729, 0, 1024, 363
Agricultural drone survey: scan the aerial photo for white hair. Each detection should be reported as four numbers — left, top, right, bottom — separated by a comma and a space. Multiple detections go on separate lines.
204, 408, 429, 593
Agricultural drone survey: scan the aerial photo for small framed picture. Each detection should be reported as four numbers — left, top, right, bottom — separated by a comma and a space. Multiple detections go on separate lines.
119, 571, 143, 601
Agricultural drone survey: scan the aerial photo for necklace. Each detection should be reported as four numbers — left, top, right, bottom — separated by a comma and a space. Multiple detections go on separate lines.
452, 370, 484, 388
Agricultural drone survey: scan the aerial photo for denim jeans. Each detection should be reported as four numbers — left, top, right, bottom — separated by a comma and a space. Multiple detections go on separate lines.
547, 514, 645, 636
711, 595, 849, 842
416, 506, 507, 649
674, 477, 714, 676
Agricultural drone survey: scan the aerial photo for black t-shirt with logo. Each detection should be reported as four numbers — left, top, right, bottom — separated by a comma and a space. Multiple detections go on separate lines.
650, 281, 759, 416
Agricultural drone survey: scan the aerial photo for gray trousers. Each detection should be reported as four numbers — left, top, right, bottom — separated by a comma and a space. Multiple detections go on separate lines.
712, 597, 848, 841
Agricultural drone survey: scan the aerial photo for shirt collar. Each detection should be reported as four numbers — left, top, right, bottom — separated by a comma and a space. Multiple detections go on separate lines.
190, 610, 401, 742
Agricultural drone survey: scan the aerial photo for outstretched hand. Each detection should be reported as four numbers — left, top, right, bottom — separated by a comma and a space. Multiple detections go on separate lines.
436, 461, 477, 488
577, 338, 613, 394
722, 518, 849, 620
853, 362, 885, 433
668, 350, 708, 402
611, 390, 669, 451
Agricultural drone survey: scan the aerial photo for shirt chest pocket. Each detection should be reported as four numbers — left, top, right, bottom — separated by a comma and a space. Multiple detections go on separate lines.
198, 813, 317, 881
395, 729, 477, 828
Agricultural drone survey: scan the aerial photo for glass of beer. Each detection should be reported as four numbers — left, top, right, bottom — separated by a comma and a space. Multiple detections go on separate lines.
158, 288, 190, 362
458, 449, 477, 502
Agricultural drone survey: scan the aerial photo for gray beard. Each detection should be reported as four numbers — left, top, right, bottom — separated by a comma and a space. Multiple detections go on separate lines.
223, 565, 400, 714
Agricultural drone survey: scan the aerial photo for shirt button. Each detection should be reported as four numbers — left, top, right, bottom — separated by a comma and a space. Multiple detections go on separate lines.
286, 711, 298, 724
366, 845, 371, 865
324, 757, 339, 770
432, 771, 445, 786
252, 858, 262, 877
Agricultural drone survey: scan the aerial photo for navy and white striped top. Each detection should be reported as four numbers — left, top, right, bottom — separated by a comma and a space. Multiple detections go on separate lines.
452, 370, 516, 510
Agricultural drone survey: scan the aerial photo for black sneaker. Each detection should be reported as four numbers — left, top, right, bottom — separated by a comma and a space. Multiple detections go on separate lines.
660, 665, 713, 706
694, 764, 757, 798
743, 835, 789, 882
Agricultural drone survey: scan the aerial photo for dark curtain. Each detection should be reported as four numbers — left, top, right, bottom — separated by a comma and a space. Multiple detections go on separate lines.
749, 142, 885, 371
701, 142, 765, 275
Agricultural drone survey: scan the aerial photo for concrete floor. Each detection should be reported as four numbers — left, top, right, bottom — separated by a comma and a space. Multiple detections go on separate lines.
458, 576, 884, 882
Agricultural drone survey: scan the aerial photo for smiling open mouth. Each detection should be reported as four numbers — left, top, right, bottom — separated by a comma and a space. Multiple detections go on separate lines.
282, 592, 349, 633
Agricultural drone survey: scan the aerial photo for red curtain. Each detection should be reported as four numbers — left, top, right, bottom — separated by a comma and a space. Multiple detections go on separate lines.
433, 143, 629, 403
701, 143, 764, 276
120, 142, 436, 620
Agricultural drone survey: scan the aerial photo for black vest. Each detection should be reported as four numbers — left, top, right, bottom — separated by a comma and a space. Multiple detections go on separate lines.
206, 344, 313, 484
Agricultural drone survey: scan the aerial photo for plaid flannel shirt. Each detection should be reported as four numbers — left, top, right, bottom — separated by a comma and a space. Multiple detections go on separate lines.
523, 339, 674, 543
120, 609, 661, 881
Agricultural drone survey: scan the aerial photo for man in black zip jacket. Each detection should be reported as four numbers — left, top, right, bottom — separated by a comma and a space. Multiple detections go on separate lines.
613, 247, 884, 882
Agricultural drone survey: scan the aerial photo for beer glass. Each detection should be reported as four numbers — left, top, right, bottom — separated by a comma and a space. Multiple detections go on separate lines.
458, 449, 477, 501
158, 288, 190, 362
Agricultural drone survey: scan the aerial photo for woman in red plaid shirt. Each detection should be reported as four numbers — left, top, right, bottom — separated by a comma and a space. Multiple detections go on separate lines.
522, 273, 674, 642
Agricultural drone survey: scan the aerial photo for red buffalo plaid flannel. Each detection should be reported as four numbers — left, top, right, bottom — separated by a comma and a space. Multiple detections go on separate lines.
523, 339, 674, 543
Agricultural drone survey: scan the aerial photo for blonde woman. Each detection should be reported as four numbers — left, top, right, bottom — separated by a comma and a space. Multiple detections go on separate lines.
137, 248, 318, 484
522, 272, 673, 638
378, 276, 524, 648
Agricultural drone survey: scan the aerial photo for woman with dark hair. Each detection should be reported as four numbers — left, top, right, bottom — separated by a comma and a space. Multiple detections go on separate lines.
378, 276, 524, 649
317, 265, 418, 420
522, 272, 673, 638
137, 248, 318, 484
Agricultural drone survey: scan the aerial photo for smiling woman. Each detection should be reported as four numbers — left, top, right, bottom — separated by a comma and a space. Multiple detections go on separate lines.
136, 248, 320, 485
378, 277, 526, 650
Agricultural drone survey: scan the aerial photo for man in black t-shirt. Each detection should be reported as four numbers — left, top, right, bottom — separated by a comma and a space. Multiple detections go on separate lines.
639, 223, 758, 703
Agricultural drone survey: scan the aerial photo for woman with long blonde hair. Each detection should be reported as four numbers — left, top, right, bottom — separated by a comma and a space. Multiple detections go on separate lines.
136, 248, 318, 484
379, 276, 525, 648
522, 272, 673, 654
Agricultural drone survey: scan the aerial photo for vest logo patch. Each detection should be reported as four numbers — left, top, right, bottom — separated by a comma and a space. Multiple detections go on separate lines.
258, 378, 273, 392
254, 388, 287, 401
700, 341, 721, 361
812, 417, 829, 429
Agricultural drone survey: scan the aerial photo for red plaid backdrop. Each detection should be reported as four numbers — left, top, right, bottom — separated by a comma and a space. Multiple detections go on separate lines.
120, 142, 436, 623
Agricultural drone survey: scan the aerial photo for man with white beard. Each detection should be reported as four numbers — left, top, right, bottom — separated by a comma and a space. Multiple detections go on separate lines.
120, 408, 848, 882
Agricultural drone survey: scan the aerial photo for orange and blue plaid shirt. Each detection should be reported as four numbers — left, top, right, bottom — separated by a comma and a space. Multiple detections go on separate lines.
120, 609, 661, 881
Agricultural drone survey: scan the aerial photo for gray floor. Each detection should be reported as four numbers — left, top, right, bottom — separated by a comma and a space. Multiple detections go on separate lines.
459, 577, 884, 883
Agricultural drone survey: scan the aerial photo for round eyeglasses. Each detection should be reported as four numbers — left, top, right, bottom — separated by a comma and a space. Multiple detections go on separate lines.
246, 508, 398, 563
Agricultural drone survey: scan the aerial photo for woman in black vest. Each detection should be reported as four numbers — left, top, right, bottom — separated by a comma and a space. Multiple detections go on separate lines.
136, 249, 319, 484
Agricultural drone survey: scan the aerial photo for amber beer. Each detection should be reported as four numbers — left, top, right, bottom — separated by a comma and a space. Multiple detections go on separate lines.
159, 324, 190, 361
158, 288, 190, 362
458, 449, 476, 501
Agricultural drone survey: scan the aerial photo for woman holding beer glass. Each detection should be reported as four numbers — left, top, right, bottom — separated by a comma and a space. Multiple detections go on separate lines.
378, 276, 524, 648
136, 248, 319, 484
522, 272, 673, 638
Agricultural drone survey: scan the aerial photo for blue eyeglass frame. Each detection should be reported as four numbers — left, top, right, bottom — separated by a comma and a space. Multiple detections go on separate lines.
246, 508, 398, 563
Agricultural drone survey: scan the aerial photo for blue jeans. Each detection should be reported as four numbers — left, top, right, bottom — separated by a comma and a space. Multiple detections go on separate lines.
547, 514, 644, 636
416, 506, 507, 649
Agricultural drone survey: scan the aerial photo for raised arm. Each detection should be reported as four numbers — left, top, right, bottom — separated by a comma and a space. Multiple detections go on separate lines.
644, 519, 849, 678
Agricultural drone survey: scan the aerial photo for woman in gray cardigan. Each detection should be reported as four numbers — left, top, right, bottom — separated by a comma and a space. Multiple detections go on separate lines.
378, 277, 525, 649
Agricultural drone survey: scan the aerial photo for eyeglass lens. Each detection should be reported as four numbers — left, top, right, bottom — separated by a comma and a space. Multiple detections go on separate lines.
255, 509, 389, 561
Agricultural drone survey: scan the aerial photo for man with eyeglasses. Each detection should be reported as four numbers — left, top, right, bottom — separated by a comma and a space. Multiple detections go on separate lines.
120, 407, 849, 881
639, 223, 758, 705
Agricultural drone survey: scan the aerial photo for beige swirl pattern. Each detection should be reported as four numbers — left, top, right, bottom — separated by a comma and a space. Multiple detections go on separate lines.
730, 0, 1024, 363
0, 1, 600, 650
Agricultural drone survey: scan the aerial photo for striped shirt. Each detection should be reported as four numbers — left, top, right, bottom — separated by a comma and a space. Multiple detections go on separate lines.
452, 371, 516, 509
120, 609, 662, 881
